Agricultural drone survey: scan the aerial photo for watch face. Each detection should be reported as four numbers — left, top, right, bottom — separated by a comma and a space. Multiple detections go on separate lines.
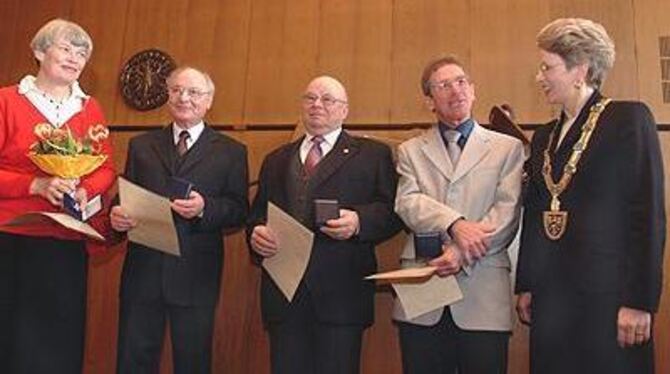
119, 49, 176, 111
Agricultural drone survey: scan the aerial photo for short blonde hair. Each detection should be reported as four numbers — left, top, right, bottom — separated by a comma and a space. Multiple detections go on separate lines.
30, 18, 93, 58
537, 18, 615, 89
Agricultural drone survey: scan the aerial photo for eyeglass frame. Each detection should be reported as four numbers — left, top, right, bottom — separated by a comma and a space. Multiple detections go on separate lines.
301, 93, 348, 108
537, 62, 565, 74
167, 86, 212, 100
429, 75, 471, 94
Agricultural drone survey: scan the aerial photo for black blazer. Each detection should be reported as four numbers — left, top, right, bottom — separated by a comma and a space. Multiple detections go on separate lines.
248, 131, 402, 326
516, 93, 666, 312
120, 125, 248, 307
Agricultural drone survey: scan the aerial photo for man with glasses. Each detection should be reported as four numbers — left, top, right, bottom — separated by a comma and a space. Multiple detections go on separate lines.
248, 75, 401, 373
110, 66, 248, 373
393, 56, 524, 373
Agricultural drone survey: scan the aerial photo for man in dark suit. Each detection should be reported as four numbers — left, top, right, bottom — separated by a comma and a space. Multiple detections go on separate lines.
110, 66, 248, 374
248, 76, 401, 374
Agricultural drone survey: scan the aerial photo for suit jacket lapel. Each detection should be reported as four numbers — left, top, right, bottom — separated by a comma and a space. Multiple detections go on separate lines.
176, 125, 214, 175
308, 131, 359, 190
452, 124, 490, 183
274, 138, 302, 207
420, 125, 453, 181
150, 125, 178, 174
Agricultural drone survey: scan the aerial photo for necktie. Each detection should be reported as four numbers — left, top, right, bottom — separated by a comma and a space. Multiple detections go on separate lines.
304, 136, 324, 176
444, 130, 462, 166
177, 130, 190, 157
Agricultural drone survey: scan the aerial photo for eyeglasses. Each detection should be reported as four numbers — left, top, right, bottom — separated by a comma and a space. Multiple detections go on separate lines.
302, 93, 347, 107
55, 43, 89, 60
538, 62, 563, 73
168, 86, 211, 100
430, 75, 470, 93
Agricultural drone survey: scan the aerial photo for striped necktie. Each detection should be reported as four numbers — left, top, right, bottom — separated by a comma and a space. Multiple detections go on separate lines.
176, 130, 190, 157
304, 136, 324, 176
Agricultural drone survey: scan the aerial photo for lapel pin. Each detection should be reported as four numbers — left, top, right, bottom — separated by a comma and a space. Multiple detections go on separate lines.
343, 148, 350, 154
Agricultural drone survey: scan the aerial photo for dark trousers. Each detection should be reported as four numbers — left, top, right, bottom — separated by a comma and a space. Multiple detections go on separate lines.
0, 232, 87, 374
267, 288, 364, 374
116, 301, 215, 374
397, 308, 509, 374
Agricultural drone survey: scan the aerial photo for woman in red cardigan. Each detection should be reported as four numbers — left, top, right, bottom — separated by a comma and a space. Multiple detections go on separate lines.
0, 19, 115, 373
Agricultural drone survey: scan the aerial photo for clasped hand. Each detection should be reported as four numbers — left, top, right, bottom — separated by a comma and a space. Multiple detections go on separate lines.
450, 219, 495, 265
30, 176, 86, 207
319, 209, 359, 240
428, 243, 463, 277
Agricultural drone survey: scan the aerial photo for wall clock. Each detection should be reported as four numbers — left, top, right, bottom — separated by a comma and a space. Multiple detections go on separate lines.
119, 49, 176, 111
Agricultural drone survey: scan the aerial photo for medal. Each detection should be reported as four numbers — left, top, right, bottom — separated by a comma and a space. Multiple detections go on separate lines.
541, 98, 611, 240
542, 196, 567, 240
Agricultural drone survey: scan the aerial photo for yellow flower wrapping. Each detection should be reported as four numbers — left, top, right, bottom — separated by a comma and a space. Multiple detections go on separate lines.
28, 153, 107, 179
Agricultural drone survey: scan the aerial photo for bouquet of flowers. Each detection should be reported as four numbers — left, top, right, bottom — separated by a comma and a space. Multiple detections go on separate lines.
28, 123, 109, 179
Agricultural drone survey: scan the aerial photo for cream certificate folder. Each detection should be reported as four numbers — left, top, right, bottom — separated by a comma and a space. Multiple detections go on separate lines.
365, 266, 437, 280
263, 202, 314, 302
118, 177, 180, 256
393, 275, 462, 320
3, 212, 104, 241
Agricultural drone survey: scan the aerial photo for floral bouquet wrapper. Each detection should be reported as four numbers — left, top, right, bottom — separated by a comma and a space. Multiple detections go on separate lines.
28, 123, 109, 179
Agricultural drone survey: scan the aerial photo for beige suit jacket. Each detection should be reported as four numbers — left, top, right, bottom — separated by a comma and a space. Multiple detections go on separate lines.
394, 123, 524, 331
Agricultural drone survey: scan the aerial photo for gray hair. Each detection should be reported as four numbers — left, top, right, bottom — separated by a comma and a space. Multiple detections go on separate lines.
30, 18, 93, 58
167, 66, 216, 95
537, 18, 615, 89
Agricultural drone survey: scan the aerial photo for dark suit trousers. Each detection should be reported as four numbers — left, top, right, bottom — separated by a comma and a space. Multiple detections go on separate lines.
0, 232, 87, 374
117, 301, 215, 374
397, 308, 509, 374
267, 286, 364, 374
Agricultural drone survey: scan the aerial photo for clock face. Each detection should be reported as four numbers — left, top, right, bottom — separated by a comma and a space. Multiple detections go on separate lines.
119, 49, 176, 111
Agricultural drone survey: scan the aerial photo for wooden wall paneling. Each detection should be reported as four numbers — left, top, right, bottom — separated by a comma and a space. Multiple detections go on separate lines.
4, 0, 74, 86
213, 231, 263, 374
84, 248, 125, 374
345, 0, 393, 124
388, 0, 431, 124
212, 129, 293, 373
314, 0, 355, 82
545, 0, 639, 100
179, 0, 252, 124
389, 0, 471, 124
468, 4, 542, 372
361, 233, 405, 374
469, 0, 550, 124
207, 0, 252, 125
632, 0, 670, 123
0, 0, 20, 86
83, 130, 140, 374
243, 0, 320, 125
70, 0, 130, 142
112, 0, 190, 126
241, 0, 288, 124
230, 130, 294, 179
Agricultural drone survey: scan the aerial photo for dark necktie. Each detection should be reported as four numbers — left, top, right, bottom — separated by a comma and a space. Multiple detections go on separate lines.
176, 130, 190, 157
304, 136, 324, 176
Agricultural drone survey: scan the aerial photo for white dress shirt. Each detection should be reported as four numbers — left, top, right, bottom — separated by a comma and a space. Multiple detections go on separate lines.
299, 127, 342, 164
172, 121, 205, 151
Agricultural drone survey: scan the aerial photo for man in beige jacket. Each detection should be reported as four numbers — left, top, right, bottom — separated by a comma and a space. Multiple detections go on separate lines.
394, 55, 524, 374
